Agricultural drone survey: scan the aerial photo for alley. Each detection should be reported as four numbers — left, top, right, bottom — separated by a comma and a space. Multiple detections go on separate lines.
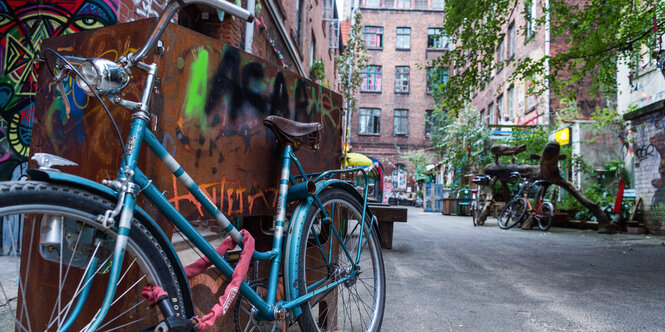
382, 207, 665, 331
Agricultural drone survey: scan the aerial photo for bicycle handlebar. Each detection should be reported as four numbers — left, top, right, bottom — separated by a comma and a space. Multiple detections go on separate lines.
131, 0, 254, 64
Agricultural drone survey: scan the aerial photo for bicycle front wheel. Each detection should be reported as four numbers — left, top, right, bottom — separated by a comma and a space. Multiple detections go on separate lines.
538, 201, 554, 231
0, 181, 193, 331
471, 201, 478, 227
498, 197, 527, 229
297, 188, 385, 332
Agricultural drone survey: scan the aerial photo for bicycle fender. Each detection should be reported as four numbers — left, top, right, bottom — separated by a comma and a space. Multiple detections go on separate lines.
26, 169, 190, 286
283, 179, 379, 318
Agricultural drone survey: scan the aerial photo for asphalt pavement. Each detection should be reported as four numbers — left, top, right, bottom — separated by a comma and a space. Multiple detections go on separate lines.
381, 207, 665, 331
1, 209, 664, 331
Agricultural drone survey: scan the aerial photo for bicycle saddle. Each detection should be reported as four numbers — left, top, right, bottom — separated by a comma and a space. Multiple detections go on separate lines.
263, 115, 322, 151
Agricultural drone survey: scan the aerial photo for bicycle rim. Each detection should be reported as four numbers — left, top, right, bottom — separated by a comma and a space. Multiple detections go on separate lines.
0, 182, 191, 331
538, 202, 554, 231
471, 201, 478, 226
297, 189, 385, 332
498, 198, 526, 229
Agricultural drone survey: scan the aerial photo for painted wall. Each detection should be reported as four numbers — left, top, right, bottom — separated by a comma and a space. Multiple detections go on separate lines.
0, 0, 121, 181
628, 110, 665, 234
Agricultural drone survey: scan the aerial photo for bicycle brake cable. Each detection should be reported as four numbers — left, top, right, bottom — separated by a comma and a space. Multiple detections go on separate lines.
43, 48, 128, 166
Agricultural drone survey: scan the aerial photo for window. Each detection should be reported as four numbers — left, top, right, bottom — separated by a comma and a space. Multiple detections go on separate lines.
526, 0, 537, 39
497, 37, 505, 71
488, 102, 495, 124
397, 0, 410, 8
427, 28, 446, 49
296, 0, 305, 47
497, 94, 504, 122
396, 27, 411, 50
426, 67, 448, 94
432, 0, 444, 9
365, 0, 380, 7
309, 34, 316, 65
480, 109, 486, 125
394, 109, 409, 136
359, 108, 381, 135
507, 86, 514, 121
508, 22, 515, 59
395, 66, 410, 93
425, 110, 439, 136
363, 26, 383, 48
414, 0, 427, 9
361, 65, 382, 92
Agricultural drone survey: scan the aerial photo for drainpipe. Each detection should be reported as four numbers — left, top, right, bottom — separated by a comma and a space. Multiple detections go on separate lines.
544, 0, 551, 126
244, 0, 256, 53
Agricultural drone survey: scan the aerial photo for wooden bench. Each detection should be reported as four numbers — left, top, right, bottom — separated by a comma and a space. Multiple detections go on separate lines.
368, 203, 408, 249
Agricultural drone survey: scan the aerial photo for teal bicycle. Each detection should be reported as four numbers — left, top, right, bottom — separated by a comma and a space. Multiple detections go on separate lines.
0, 0, 385, 331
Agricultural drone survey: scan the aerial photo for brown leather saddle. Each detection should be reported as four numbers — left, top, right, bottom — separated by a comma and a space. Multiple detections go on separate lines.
263, 115, 322, 151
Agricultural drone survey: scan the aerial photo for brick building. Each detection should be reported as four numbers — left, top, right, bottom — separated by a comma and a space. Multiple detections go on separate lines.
347, 0, 445, 192
470, 0, 604, 127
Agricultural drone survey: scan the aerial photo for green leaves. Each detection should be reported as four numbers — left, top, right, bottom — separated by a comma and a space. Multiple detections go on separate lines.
434, 0, 664, 116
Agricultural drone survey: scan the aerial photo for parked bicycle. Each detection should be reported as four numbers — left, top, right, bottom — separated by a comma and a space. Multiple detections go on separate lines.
498, 172, 554, 231
0, 0, 385, 331
467, 174, 491, 226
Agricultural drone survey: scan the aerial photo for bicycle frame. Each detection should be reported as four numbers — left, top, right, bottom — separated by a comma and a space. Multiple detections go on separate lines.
40, 0, 375, 327
71, 113, 374, 327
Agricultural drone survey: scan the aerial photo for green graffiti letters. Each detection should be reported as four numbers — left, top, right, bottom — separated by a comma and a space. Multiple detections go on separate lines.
184, 48, 210, 130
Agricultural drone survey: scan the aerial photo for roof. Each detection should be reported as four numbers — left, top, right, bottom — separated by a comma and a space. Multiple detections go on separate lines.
340, 19, 351, 46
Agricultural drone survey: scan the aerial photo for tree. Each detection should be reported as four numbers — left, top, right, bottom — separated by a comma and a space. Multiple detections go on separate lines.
431, 0, 665, 115
399, 148, 435, 180
337, 11, 370, 162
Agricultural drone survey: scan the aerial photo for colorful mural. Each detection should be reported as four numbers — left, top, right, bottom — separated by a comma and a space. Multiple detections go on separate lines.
0, 0, 119, 181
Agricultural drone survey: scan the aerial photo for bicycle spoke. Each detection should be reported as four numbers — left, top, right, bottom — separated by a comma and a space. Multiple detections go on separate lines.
17, 221, 35, 332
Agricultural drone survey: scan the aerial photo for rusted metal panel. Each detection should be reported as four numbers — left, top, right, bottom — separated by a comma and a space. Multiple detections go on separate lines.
34, 19, 343, 222
27, 19, 342, 329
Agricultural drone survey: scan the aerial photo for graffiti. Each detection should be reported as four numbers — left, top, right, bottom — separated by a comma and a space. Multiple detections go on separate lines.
635, 143, 656, 162
132, 0, 166, 18
184, 48, 210, 130
0, 0, 119, 180
168, 174, 278, 217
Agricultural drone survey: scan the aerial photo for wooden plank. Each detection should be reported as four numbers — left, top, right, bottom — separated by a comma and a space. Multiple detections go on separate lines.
369, 206, 407, 223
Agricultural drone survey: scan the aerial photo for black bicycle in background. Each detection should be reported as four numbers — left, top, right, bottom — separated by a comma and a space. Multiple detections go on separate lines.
498, 172, 554, 231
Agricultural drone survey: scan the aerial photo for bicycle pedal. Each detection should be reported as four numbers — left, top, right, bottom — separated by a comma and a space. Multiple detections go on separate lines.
154, 316, 196, 332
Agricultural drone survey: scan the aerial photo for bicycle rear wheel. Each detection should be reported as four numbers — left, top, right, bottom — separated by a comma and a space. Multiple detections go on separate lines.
297, 188, 385, 332
538, 202, 554, 231
498, 197, 527, 229
0, 181, 193, 331
471, 201, 478, 227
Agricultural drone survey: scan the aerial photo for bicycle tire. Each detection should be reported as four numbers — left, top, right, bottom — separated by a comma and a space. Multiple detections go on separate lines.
498, 197, 527, 229
296, 188, 385, 332
471, 201, 478, 226
0, 181, 193, 331
538, 201, 554, 231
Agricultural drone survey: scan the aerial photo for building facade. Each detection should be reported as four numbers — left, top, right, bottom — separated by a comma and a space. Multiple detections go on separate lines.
470, 0, 604, 127
619, 44, 665, 234
348, 0, 444, 193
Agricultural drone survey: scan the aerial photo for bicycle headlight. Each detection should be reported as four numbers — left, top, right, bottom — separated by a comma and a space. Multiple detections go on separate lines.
75, 59, 130, 96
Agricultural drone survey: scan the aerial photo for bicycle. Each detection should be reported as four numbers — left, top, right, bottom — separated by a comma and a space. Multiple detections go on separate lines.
468, 174, 491, 227
498, 172, 554, 231
0, 0, 385, 331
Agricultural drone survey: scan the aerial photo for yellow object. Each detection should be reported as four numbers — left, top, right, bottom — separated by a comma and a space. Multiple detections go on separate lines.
555, 127, 570, 145
346, 152, 373, 166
